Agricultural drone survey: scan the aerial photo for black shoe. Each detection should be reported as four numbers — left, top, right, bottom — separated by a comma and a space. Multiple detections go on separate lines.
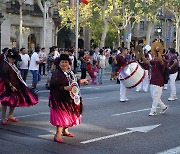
46, 85, 50, 90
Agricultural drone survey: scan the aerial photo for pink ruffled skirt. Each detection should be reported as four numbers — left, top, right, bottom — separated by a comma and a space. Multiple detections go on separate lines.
0, 87, 38, 107
50, 106, 81, 127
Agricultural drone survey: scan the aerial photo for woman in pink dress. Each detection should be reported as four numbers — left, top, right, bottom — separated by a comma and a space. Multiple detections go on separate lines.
49, 54, 88, 143
0, 49, 38, 125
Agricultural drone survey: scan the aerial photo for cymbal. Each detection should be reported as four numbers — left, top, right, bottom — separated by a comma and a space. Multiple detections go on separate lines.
151, 42, 164, 56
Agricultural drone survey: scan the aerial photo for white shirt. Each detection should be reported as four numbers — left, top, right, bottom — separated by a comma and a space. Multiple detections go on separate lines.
98, 55, 106, 68
93, 52, 99, 61
29, 52, 40, 70
19, 53, 30, 69
53, 50, 60, 59
38, 51, 47, 63
69, 55, 74, 70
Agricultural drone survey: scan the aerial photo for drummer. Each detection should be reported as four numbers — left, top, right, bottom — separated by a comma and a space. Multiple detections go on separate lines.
142, 45, 168, 116
136, 45, 151, 92
114, 47, 129, 102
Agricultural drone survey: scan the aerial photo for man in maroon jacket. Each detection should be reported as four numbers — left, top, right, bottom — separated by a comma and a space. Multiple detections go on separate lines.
142, 47, 168, 116
114, 48, 129, 102
167, 48, 179, 101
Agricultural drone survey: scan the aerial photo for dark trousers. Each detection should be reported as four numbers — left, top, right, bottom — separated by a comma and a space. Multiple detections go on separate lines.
20, 69, 28, 82
176, 67, 180, 80
39, 63, 46, 75
164, 67, 169, 84
81, 68, 86, 79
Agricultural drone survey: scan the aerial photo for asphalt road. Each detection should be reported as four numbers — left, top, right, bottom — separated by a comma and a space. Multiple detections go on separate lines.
0, 72, 180, 154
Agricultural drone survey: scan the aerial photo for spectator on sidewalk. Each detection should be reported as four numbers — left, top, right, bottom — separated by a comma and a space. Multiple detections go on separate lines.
29, 47, 46, 91
53, 46, 60, 59
68, 49, 78, 74
39, 47, 47, 76
79, 50, 87, 79
97, 49, 106, 84
46, 47, 55, 89
19, 48, 30, 82
93, 47, 99, 61
91, 60, 98, 84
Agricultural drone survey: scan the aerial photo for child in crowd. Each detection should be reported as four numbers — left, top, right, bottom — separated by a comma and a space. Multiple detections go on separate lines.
92, 60, 98, 84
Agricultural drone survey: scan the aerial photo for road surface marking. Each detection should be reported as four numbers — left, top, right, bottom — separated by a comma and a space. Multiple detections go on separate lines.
81, 124, 161, 144
84, 97, 101, 100
38, 84, 118, 93
0, 112, 49, 121
112, 108, 151, 116
156, 145, 180, 154
39, 97, 101, 102
112, 106, 169, 116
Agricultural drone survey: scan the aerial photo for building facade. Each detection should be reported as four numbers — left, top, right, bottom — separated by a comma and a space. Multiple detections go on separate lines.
1, 0, 58, 53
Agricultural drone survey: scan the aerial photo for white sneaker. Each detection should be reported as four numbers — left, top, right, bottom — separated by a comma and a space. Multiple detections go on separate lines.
143, 90, 148, 92
160, 106, 168, 114
163, 87, 167, 90
120, 99, 125, 102
168, 97, 176, 101
163, 86, 167, 90
149, 111, 157, 116
136, 89, 140, 92
174, 97, 178, 100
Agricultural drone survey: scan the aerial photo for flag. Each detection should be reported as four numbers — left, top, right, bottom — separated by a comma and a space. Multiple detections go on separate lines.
81, 0, 88, 5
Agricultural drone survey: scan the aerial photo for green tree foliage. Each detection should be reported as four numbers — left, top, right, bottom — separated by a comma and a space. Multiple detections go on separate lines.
57, 0, 92, 29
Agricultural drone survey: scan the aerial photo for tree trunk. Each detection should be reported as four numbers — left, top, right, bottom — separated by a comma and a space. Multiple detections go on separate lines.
176, 18, 180, 53
100, 20, 108, 48
43, 1, 47, 48
117, 29, 121, 47
19, 1, 23, 48
146, 21, 154, 45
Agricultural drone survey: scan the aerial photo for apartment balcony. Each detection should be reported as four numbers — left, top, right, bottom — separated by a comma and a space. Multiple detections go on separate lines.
5, 1, 42, 16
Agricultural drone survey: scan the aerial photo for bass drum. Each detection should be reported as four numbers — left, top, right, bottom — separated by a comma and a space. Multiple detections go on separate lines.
118, 61, 145, 88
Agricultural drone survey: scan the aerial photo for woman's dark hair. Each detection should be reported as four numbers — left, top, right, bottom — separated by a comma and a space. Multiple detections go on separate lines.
79, 50, 85, 58
2, 47, 9, 53
34, 47, 40, 53
99, 49, 104, 55
169, 48, 176, 54
68, 48, 74, 53
93, 60, 97, 66
7, 49, 19, 59
121, 47, 128, 53
49, 47, 55, 54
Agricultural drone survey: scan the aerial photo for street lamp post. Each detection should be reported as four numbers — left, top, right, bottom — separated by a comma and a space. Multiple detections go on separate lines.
0, 10, 4, 53
157, 28, 161, 42
75, 0, 79, 59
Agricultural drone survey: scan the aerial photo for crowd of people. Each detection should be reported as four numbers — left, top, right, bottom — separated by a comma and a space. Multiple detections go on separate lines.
0, 42, 179, 143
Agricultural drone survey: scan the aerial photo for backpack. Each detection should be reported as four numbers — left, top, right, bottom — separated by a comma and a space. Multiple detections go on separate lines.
108, 56, 113, 64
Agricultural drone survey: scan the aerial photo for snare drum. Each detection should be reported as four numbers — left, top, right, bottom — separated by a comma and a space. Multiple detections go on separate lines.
118, 61, 145, 88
